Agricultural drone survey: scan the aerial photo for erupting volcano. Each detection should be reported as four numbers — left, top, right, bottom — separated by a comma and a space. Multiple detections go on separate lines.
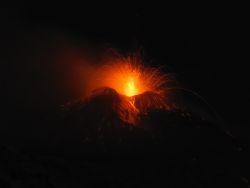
82, 55, 170, 125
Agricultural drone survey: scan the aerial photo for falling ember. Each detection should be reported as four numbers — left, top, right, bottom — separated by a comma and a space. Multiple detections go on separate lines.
86, 55, 170, 125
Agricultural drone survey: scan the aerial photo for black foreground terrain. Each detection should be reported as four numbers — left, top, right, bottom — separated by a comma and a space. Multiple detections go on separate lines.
1, 88, 250, 188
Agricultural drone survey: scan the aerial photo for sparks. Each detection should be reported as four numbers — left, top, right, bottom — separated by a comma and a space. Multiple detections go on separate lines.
89, 56, 167, 97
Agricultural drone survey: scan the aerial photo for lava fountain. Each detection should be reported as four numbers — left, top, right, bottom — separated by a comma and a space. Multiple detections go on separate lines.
89, 56, 168, 97
85, 55, 170, 125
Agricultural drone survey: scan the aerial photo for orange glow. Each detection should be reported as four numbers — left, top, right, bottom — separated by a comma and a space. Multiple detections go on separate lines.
126, 78, 137, 97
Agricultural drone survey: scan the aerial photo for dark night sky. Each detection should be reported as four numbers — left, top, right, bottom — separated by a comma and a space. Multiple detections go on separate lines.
0, 6, 249, 139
